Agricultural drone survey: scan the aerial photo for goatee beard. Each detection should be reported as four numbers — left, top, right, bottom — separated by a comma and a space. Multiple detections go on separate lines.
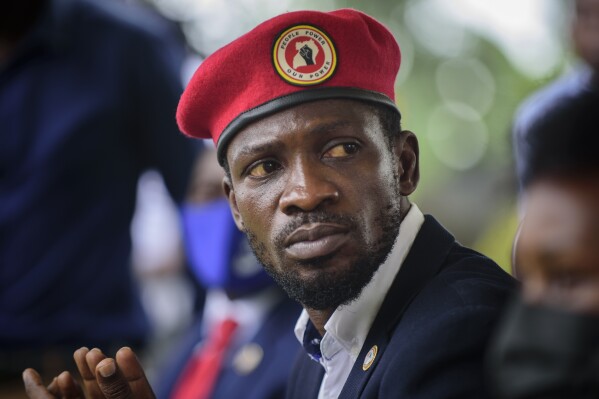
244, 199, 402, 311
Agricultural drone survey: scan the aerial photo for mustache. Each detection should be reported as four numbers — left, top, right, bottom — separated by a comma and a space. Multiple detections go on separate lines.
273, 211, 358, 248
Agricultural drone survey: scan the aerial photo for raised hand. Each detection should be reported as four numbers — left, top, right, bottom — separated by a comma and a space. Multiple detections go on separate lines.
23, 368, 82, 399
23, 347, 155, 399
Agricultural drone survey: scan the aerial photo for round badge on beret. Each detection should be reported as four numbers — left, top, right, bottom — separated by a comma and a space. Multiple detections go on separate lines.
272, 24, 337, 86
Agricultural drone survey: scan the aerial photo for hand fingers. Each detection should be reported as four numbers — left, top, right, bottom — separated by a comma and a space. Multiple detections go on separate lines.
115, 347, 155, 398
95, 357, 134, 399
56, 371, 85, 399
22, 368, 56, 399
74, 347, 105, 398
47, 377, 60, 396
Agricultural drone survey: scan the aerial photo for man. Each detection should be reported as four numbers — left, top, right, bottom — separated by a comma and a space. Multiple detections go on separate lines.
489, 78, 599, 399
513, 0, 598, 197
0, 0, 194, 394
23, 9, 514, 398
488, 4, 599, 393
156, 146, 301, 399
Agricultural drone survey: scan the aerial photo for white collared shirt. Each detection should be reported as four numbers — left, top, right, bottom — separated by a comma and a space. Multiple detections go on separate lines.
294, 204, 425, 399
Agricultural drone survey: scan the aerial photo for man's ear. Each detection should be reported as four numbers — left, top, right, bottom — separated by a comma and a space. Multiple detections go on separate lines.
394, 130, 420, 196
223, 177, 244, 231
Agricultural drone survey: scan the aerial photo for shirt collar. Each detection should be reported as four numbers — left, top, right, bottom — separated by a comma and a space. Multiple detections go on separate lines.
294, 203, 425, 360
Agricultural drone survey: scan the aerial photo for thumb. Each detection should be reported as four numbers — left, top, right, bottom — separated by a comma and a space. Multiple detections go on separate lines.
95, 358, 133, 399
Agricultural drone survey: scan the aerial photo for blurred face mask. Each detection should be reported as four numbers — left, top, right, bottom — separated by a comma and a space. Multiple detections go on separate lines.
489, 297, 599, 399
181, 199, 273, 295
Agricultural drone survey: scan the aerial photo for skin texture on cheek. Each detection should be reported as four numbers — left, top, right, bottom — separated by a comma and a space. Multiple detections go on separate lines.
516, 175, 599, 314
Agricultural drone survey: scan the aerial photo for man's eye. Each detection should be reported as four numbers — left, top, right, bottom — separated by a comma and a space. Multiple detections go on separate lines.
324, 143, 359, 158
248, 160, 280, 177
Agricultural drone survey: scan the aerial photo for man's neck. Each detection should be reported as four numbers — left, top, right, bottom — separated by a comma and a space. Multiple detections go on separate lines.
305, 308, 335, 336
399, 197, 412, 222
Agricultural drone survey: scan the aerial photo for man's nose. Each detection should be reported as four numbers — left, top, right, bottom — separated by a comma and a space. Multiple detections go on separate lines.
279, 159, 339, 214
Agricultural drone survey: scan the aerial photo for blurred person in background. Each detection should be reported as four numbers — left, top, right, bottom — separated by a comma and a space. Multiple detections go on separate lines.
513, 0, 599, 199
489, 78, 599, 399
488, 1, 599, 397
0, 0, 195, 396
156, 145, 301, 399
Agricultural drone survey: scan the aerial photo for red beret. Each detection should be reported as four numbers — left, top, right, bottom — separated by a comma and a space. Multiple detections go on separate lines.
177, 8, 401, 165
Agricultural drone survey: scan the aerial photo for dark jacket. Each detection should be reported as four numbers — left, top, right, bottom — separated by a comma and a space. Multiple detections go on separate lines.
157, 294, 302, 399
287, 215, 515, 398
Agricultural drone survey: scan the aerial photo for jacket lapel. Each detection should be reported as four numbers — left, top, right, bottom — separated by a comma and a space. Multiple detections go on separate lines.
287, 352, 325, 399
338, 215, 455, 398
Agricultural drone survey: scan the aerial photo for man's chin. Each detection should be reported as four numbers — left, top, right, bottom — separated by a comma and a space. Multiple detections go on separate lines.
264, 259, 378, 310
285, 251, 339, 271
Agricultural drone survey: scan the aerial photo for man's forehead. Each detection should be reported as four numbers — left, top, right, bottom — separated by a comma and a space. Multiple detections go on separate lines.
527, 175, 599, 222
224, 99, 379, 157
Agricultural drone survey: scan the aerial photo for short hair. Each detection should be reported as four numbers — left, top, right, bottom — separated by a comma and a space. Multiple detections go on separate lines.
513, 68, 599, 188
368, 102, 402, 149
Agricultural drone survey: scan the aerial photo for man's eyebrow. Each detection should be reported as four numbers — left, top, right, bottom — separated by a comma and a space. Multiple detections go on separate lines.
308, 120, 352, 135
234, 142, 281, 159
233, 120, 352, 159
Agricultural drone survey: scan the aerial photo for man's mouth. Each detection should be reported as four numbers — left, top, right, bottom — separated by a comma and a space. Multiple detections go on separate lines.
284, 223, 350, 261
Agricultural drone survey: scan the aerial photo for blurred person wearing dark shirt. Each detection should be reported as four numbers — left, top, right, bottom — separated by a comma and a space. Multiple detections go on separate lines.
490, 78, 599, 399
156, 146, 301, 399
0, 0, 194, 392
488, 1, 599, 397
513, 0, 599, 193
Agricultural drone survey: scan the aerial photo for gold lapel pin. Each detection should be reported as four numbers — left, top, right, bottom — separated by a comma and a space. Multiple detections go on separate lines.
362, 345, 378, 371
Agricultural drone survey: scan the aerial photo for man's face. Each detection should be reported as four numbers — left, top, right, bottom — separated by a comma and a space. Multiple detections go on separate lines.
515, 174, 599, 314
224, 99, 413, 311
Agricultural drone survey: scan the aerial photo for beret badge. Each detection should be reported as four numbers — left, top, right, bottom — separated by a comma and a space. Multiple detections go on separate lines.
272, 24, 337, 86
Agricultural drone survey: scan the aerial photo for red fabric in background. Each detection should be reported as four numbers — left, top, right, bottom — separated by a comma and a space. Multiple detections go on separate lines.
170, 319, 238, 399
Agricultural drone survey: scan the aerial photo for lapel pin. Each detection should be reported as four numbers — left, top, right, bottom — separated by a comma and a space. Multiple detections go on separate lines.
362, 345, 378, 371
